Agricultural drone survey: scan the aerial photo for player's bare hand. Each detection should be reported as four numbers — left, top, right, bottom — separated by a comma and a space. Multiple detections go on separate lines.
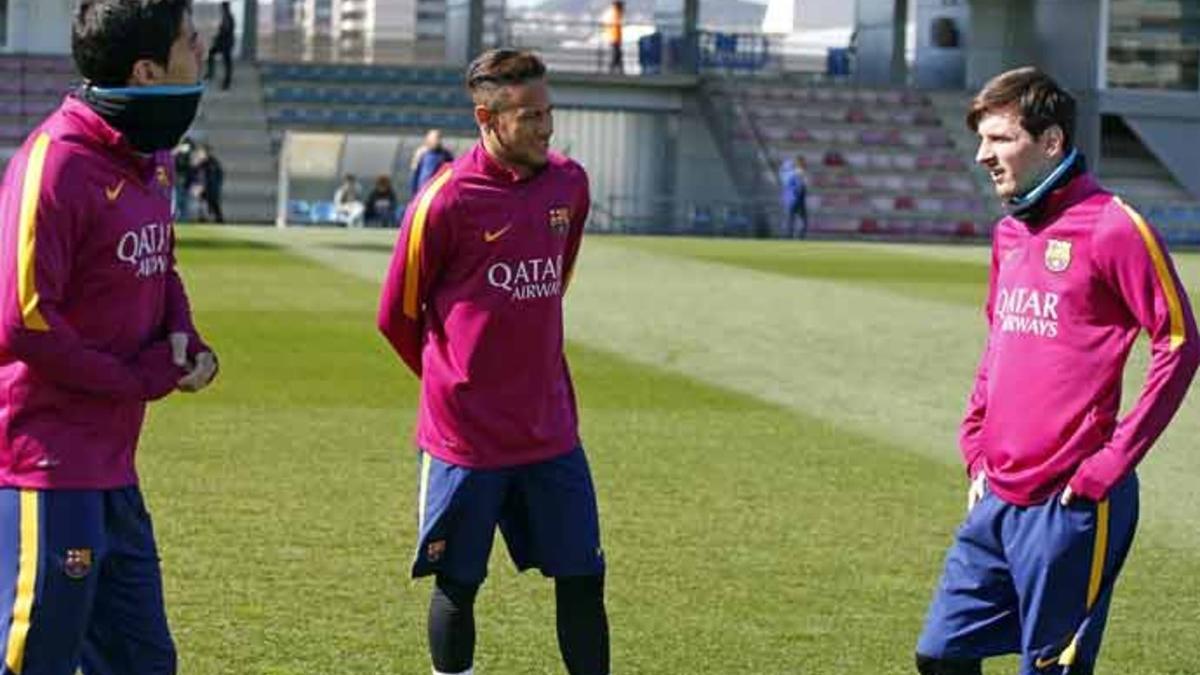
177, 351, 217, 392
967, 472, 986, 512
168, 332, 190, 368
1060, 486, 1074, 507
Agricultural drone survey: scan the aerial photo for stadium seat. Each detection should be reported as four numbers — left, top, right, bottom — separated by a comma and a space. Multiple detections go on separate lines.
310, 201, 339, 223
721, 207, 752, 235
689, 205, 715, 234
22, 98, 59, 117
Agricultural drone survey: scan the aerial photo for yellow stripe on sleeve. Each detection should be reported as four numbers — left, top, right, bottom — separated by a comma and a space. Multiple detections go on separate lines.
1115, 198, 1187, 351
5, 490, 40, 674
402, 169, 454, 320
17, 134, 51, 332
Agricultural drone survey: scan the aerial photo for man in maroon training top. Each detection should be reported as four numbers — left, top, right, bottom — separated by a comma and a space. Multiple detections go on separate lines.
378, 49, 608, 675
0, 1, 218, 673
916, 67, 1197, 675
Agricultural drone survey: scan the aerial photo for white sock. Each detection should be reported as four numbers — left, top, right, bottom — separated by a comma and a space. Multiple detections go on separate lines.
432, 669, 473, 675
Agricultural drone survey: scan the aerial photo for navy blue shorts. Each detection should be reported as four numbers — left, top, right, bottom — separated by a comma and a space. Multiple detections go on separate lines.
917, 474, 1139, 674
0, 486, 175, 675
411, 446, 605, 584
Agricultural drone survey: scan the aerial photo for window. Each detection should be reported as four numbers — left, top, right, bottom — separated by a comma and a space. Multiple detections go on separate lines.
0, 0, 8, 49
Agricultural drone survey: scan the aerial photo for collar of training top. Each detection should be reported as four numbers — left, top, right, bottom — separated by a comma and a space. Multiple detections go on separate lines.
57, 95, 164, 174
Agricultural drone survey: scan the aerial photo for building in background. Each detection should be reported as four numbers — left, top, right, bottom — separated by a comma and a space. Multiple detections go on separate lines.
846, 0, 1200, 203
1, 1, 1196, 226
250, 0, 451, 63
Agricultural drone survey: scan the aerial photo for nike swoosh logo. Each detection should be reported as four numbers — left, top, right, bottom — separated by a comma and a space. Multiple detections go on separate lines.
1034, 656, 1060, 669
483, 224, 513, 243
105, 179, 125, 202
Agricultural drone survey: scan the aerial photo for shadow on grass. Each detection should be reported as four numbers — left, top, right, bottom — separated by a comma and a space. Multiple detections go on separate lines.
176, 237, 280, 252
325, 242, 395, 254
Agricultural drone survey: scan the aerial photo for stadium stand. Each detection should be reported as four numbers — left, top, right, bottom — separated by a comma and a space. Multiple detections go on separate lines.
189, 64, 279, 222
259, 62, 476, 134
708, 78, 999, 238
1107, 0, 1199, 91
1100, 117, 1200, 245
0, 55, 78, 171
3, 50, 1193, 239
190, 62, 476, 223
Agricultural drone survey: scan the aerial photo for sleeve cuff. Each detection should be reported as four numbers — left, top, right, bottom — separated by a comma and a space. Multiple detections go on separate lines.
135, 342, 186, 401
185, 331, 212, 360
1068, 465, 1116, 502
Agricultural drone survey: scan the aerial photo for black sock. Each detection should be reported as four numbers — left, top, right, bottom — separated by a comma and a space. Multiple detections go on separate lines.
429, 575, 479, 674
555, 574, 609, 675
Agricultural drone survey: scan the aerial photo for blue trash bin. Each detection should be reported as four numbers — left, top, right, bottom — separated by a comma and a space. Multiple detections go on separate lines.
827, 47, 850, 76
639, 32, 663, 74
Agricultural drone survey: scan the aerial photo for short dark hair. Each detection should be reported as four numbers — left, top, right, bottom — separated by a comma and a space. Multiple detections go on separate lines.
966, 67, 1076, 150
73, 0, 192, 87
466, 49, 547, 111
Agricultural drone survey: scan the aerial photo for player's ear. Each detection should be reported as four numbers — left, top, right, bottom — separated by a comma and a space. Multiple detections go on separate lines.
1041, 125, 1065, 158
473, 104, 492, 130
127, 58, 164, 87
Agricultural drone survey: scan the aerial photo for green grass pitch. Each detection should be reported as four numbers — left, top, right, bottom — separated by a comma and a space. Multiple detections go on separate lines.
142, 227, 1200, 673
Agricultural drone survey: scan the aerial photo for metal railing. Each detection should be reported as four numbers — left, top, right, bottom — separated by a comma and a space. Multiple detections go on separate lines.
695, 76, 782, 228
241, 8, 823, 78
591, 194, 782, 238
497, 15, 782, 77
497, 17, 638, 75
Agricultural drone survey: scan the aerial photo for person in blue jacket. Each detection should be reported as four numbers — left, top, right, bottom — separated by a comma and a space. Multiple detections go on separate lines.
779, 155, 809, 238
410, 129, 455, 194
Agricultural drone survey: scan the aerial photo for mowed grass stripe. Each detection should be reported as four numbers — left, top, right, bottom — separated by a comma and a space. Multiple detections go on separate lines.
138, 229, 1200, 673
188, 228, 1200, 548
195, 229, 986, 466
594, 236, 1200, 549
608, 237, 993, 307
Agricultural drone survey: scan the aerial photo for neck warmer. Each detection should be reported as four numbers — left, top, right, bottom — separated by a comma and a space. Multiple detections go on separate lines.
76, 82, 204, 153
1007, 147, 1086, 224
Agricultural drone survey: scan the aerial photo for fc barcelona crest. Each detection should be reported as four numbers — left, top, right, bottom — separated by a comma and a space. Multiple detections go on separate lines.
154, 165, 173, 199
1044, 239, 1072, 273
64, 548, 93, 579
548, 206, 571, 235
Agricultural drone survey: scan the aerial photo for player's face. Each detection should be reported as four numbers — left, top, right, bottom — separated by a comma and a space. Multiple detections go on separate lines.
975, 106, 1061, 201
491, 79, 553, 170
161, 12, 205, 84
129, 11, 204, 85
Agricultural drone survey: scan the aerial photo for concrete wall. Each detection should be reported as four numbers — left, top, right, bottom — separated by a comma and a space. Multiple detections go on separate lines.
1033, 0, 1104, 168
548, 75, 738, 229
675, 111, 738, 207
553, 108, 675, 226
2, 0, 71, 54
963, 0, 1102, 162
913, 0, 967, 89
1102, 89, 1200, 199
854, 0, 908, 85
964, 0, 1035, 90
